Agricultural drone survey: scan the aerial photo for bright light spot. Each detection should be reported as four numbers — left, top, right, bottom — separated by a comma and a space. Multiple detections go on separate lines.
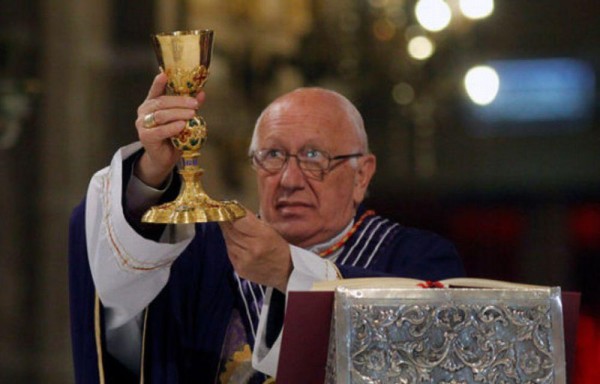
464, 65, 500, 105
392, 83, 415, 105
459, 0, 494, 19
415, 0, 452, 32
407, 36, 435, 60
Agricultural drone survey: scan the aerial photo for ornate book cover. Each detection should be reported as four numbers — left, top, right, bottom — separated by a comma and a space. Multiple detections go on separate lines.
332, 287, 566, 384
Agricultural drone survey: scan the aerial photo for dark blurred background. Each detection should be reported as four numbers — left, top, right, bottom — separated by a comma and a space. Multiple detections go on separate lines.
1, 0, 598, 382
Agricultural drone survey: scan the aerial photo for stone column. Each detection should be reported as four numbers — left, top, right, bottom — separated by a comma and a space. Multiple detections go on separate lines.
39, 0, 112, 381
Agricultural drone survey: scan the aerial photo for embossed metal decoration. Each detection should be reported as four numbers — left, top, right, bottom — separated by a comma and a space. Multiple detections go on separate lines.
333, 288, 566, 384
142, 30, 245, 224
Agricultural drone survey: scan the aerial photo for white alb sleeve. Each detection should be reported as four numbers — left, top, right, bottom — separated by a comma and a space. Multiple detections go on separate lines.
252, 245, 339, 377
85, 142, 195, 330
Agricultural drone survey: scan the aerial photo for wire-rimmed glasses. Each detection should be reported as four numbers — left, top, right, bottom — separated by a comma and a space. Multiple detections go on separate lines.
251, 148, 363, 179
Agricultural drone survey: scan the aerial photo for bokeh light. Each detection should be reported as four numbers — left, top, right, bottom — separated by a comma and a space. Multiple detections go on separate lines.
415, 0, 452, 32
459, 0, 494, 20
407, 36, 435, 60
464, 65, 500, 105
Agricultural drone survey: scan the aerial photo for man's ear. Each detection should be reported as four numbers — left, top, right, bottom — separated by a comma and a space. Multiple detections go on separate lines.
353, 154, 376, 205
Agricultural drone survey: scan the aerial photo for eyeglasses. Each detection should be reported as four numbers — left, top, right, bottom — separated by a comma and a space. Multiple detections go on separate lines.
251, 148, 363, 178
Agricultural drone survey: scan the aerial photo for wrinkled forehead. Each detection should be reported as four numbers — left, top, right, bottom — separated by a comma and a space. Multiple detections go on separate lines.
254, 90, 361, 150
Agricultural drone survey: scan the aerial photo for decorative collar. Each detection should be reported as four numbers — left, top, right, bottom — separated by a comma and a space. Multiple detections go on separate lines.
316, 210, 375, 258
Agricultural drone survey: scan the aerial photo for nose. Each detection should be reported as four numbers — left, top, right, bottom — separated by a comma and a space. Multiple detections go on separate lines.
279, 156, 306, 189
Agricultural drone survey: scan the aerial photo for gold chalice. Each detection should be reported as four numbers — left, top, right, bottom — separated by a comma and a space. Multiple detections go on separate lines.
142, 30, 245, 223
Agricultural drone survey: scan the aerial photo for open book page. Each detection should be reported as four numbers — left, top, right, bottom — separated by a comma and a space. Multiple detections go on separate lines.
311, 276, 547, 291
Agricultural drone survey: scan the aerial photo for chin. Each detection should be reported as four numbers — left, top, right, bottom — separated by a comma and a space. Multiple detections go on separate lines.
273, 221, 318, 247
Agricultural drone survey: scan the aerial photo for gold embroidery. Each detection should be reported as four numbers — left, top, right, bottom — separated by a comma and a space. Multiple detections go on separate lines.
94, 295, 106, 384
139, 308, 149, 384
219, 344, 252, 384
102, 172, 176, 271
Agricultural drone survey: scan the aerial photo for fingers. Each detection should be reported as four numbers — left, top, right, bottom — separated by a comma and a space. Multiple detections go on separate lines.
146, 73, 205, 103
137, 107, 196, 130
138, 96, 199, 117
220, 213, 293, 291
136, 92, 201, 139
219, 208, 262, 237
195, 91, 206, 105
146, 73, 168, 100
139, 72, 203, 123
138, 120, 186, 144
219, 210, 263, 251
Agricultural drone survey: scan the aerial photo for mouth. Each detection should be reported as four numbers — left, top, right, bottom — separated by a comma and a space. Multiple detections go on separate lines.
275, 200, 313, 214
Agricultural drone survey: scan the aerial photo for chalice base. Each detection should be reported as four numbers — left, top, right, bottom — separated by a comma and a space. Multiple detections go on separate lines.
141, 168, 246, 224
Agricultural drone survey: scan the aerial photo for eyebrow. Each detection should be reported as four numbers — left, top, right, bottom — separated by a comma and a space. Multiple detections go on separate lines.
259, 145, 329, 154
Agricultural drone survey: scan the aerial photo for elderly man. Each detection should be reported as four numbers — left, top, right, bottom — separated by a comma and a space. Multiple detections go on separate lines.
68, 73, 464, 383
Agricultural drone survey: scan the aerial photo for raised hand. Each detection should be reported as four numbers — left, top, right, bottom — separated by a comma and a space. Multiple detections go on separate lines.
134, 73, 206, 188
220, 209, 293, 292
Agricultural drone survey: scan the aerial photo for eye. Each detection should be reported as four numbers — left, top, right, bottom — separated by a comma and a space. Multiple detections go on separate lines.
303, 149, 325, 160
263, 148, 285, 159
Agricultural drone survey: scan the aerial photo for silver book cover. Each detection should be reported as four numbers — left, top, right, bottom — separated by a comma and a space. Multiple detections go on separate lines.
331, 287, 566, 384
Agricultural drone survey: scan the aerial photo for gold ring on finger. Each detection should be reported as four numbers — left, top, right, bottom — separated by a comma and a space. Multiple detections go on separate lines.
142, 112, 157, 129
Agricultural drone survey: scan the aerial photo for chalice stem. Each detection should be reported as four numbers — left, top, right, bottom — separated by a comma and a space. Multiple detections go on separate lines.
177, 153, 212, 208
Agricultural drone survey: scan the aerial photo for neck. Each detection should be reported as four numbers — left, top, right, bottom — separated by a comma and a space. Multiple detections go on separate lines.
312, 210, 375, 258
309, 220, 355, 254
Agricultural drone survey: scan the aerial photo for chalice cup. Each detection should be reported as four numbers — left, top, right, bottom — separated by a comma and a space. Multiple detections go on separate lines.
142, 30, 246, 224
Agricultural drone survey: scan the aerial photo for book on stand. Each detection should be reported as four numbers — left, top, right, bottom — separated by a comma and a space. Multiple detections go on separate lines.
277, 277, 579, 384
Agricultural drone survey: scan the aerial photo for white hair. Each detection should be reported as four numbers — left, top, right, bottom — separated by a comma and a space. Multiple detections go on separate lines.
248, 87, 369, 156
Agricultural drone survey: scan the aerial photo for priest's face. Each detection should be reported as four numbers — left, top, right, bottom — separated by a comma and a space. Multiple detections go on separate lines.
252, 88, 376, 248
